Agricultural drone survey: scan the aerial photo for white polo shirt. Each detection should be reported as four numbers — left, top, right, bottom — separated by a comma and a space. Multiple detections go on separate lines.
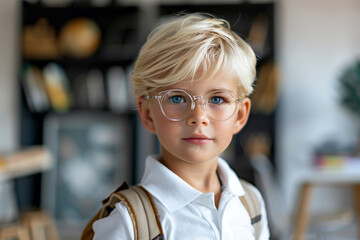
93, 155, 270, 240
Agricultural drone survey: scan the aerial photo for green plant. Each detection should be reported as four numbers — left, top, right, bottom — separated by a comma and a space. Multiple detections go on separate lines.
339, 60, 360, 118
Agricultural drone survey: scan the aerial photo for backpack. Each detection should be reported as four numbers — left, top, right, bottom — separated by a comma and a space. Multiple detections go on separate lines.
81, 180, 262, 240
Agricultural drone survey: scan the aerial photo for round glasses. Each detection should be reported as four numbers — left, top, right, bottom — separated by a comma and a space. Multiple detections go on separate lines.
145, 89, 242, 121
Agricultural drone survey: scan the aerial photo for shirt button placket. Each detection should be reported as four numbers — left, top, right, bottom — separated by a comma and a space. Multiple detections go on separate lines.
198, 194, 221, 240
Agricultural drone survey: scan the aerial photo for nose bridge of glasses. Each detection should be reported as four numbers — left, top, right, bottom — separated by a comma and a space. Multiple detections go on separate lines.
192, 95, 207, 110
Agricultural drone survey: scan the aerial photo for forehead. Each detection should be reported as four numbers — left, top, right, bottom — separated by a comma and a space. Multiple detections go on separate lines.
164, 69, 238, 93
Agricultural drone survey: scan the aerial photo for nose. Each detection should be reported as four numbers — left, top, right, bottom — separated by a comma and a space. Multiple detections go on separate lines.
186, 97, 209, 126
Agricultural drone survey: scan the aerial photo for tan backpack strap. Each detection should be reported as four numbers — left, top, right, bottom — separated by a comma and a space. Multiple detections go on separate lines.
105, 189, 141, 238
80, 209, 101, 240
239, 179, 262, 239
132, 186, 164, 240
81, 183, 163, 240
240, 196, 250, 216
80, 182, 130, 240
101, 185, 163, 240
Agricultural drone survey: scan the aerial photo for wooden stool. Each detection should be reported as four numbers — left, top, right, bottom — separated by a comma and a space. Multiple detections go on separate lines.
21, 211, 59, 240
0, 211, 58, 240
294, 182, 360, 240
0, 223, 30, 240
353, 184, 360, 239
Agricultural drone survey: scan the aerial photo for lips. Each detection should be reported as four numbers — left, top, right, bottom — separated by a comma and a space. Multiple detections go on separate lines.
182, 134, 213, 144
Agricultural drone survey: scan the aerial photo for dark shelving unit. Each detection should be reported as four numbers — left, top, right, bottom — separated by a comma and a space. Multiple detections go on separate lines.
17, 1, 141, 211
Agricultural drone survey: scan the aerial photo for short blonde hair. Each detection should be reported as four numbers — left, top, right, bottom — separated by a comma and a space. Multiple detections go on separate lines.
131, 13, 256, 98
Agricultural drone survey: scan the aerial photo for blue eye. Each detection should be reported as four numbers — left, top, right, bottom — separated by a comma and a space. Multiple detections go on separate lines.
210, 96, 224, 104
170, 96, 184, 104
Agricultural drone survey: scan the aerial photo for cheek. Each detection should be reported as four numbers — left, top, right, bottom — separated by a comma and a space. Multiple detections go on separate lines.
148, 104, 166, 129
215, 121, 237, 143
154, 121, 182, 151
151, 112, 180, 138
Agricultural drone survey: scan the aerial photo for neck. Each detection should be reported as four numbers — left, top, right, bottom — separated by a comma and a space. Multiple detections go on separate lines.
160, 153, 222, 208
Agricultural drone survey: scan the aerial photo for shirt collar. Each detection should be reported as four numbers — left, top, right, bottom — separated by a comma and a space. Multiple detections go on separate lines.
141, 155, 245, 213
217, 157, 245, 197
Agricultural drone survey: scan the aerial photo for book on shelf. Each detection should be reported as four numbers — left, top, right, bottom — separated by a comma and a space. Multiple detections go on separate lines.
107, 66, 129, 112
43, 63, 72, 112
21, 64, 50, 113
86, 69, 106, 109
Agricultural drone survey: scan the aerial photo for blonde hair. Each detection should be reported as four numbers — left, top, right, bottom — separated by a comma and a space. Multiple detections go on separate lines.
131, 13, 256, 98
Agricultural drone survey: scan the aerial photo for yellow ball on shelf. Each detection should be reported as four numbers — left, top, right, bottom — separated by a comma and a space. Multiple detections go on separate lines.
59, 18, 101, 58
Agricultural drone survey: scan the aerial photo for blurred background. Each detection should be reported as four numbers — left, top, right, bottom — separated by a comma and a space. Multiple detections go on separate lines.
0, 0, 360, 239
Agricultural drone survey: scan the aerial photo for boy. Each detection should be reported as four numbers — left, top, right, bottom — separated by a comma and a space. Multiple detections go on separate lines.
93, 13, 270, 239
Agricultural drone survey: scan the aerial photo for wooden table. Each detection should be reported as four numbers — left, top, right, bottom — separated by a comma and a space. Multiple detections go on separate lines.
293, 169, 360, 240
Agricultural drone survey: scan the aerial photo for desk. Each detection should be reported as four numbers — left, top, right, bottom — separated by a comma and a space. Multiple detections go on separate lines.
293, 169, 360, 240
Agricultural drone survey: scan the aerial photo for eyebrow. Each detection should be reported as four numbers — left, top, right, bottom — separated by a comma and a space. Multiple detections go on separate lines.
158, 87, 238, 97
167, 87, 234, 93
208, 88, 234, 93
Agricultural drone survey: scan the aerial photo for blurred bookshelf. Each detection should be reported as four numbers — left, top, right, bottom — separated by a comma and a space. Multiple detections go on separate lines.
17, 2, 143, 237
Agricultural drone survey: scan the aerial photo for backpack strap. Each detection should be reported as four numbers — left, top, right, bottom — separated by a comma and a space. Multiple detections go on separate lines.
80, 182, 164, 240
239, 179, 262, 239
130, 186, 164, 240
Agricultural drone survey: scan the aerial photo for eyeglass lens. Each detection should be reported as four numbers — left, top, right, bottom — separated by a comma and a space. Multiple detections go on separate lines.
160, 90, 238, 121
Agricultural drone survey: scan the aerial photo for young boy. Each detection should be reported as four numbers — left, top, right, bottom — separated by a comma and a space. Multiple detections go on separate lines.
93, 13, 270, 239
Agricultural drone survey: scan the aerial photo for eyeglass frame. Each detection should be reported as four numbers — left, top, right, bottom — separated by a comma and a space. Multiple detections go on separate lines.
144, 88, 243, 122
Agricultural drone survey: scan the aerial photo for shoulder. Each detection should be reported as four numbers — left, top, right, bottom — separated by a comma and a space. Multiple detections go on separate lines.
93, 201, 134, 240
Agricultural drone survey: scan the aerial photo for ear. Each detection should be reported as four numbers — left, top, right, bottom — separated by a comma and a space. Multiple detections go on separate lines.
233, 97, 251, 134
136, 97, 156, 133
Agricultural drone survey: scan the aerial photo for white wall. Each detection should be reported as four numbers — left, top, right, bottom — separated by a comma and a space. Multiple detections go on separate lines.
277, 0, 360, 213
0, 1, 19, 153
